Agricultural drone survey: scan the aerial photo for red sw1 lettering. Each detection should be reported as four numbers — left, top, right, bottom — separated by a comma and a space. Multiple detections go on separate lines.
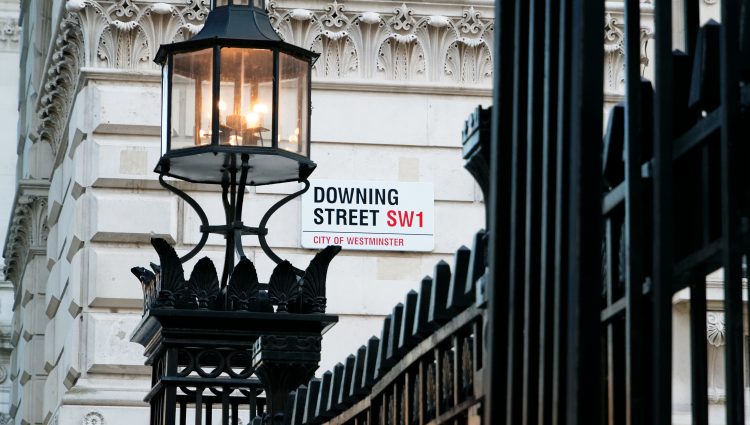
386, 210, 424, 228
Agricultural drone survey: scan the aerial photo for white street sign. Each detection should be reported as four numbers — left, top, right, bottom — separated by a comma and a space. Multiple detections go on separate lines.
300, 180, 434, 252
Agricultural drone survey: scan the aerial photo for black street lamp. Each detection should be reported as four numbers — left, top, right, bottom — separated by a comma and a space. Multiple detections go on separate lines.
155, 0, 316, 186
130, 1, 339, 424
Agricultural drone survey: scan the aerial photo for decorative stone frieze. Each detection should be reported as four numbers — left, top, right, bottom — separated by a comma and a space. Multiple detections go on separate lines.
603, 11, 653, 95
269, 1, 494, 84
58, 0, 493, 82
64, 0, 208, 69
2, 183, 50, 288
35, 14, 84, 163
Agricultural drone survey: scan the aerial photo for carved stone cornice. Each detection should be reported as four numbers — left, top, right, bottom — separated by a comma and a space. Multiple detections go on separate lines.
269, 1, 494, 84
58, 0, 493, 84
2, 181, 50, 289
34, 13, 85, 163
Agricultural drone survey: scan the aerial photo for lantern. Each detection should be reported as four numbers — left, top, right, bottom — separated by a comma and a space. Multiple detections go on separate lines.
154, 0, 317, 185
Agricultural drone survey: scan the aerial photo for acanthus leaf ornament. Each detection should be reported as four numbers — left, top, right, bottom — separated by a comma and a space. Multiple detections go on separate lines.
268, 261, 300, 313
227, 258, 261, 311
3, 193, 49, 287
603, 12, 653, 94
301, 245, 342, 313
187, 257, 220, 309
706, 312, 726, 347
149, 237, 187, 308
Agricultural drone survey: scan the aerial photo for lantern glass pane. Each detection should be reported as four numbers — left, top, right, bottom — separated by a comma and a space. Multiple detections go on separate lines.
171, 49, 213, 149
161, 64, 168, 155
278, 53, 309, 156
219, 48, 274, 147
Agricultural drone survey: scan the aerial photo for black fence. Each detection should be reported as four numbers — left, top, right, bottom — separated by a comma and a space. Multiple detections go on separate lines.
484, 0, 750, 424
283, 231, 487, 425
145, 347, 267, 425
287, 0, 750, 424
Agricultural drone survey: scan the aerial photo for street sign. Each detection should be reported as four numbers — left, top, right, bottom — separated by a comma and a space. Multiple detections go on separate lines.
300, 180, 434, 251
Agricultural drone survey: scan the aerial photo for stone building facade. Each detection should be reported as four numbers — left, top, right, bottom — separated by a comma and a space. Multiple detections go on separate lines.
3, 0, 493, 423
0, 0, 735, 424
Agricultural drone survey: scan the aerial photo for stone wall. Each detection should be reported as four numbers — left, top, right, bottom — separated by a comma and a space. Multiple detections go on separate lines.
0, 0, 21, 422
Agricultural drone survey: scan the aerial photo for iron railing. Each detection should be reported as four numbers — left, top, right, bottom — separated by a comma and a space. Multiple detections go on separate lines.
292, 0, 750, 424
284, 231, 488, 425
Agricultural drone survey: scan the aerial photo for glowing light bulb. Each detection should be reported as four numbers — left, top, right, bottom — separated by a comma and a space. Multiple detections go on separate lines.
253, 103, 269, 114
245, 112, 260, 128
218, 100, 227, 111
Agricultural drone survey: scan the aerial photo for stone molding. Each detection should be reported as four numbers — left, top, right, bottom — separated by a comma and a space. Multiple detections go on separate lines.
2, 181, 50, 290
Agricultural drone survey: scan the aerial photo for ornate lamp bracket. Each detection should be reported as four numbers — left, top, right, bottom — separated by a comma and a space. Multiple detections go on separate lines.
258, 180, 310, 276
157, 157, 311, 281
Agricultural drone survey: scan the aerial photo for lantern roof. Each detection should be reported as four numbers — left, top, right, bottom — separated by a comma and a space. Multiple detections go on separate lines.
154, 4, 319, 65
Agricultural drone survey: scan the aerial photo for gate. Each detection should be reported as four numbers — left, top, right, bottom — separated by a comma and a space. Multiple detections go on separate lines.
283, 0, 750, 424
